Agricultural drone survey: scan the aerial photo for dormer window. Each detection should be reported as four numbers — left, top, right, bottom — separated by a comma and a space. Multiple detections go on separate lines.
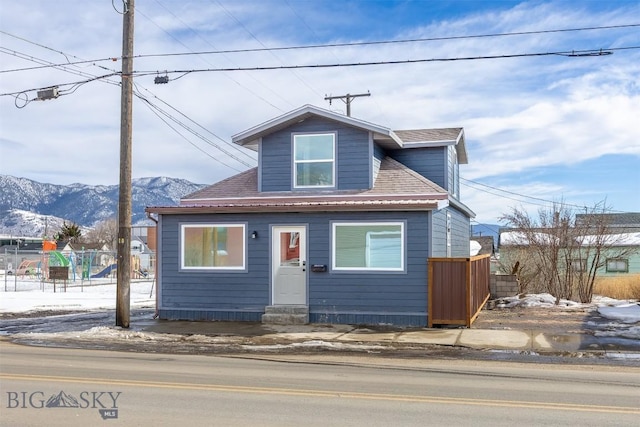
293, 133, 335, 188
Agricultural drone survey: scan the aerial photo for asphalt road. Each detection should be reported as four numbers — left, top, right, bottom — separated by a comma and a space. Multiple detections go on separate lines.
1, 340, 639, 426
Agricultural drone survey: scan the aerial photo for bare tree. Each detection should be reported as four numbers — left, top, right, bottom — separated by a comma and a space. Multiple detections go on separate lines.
82, 218, 118, 250
499, 201, 636, 303
572, 205, 638, 302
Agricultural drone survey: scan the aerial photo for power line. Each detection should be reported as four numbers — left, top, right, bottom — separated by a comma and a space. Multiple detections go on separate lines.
0, 72, 118, 98
283, 0, 389, 121
127, 46, 636, 77
0, 31, 256, 171
134, 86, 257, 167
461, 177, 630, 213
213, 0, 322, 99
0, 34, 256, 167
461, 177, 577, 207
2, 23, 637, 74
133, 85, 255, 170
135, 92, 246, 174
129, 23, 640, 60
136, 4, 287, 111
3, 45, 636, 100
0, 47, 121, 87
471, 220, 502, 236
0, 45, 255, 172
462, 178, 560, 209
0, 30, 118, 74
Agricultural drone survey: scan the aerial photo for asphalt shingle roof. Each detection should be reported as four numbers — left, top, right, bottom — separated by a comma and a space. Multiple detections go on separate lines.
394, 128, 462, 143
146, 157, 449, 214
182, 156, 446, 203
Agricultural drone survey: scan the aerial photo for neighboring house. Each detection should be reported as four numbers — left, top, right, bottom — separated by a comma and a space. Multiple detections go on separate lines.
470, 235, 498, 273
470, 236, 494, 257
133, 225, 157, 252
147, 105, 475, 326
499, 212, 640, 278
576, 212, 640, 277
131, 236, 154, 273
61, 242, 112, 270
61, 242, 110, 253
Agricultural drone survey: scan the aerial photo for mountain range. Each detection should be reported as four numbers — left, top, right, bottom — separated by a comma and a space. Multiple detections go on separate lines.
0, 175, 205, 238
1, 174, 503, 241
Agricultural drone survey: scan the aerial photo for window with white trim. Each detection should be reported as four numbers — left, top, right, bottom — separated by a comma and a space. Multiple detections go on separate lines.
332, 222, 404, 271
293, 133, 335, 188
181, 224, 245, 270
606, 258, 628, 273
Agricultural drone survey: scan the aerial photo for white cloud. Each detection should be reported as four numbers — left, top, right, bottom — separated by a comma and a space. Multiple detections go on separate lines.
1, 1, 638, 222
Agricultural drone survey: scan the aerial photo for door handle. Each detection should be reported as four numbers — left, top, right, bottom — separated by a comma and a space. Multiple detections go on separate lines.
302, 260, 306, 271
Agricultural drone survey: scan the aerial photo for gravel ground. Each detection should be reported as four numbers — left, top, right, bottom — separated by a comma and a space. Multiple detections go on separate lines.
473, 305, 602, 334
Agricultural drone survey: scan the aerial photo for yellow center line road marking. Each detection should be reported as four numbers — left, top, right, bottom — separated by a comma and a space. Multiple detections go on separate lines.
2, 373, 639, 415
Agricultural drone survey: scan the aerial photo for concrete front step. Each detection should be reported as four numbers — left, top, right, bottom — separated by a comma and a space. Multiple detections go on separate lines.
262, 305, 309, 324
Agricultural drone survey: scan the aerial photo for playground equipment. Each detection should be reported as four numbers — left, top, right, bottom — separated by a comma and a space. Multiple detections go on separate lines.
90, 264, 117, 279
49, 251, 70, 267
15, 259, 41, 277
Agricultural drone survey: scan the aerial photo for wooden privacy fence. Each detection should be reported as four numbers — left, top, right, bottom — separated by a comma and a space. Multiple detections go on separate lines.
428, 254, 491, 328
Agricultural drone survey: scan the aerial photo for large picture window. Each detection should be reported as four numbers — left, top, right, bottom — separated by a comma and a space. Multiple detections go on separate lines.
294, 133, 335, 188
332, 222, 404, 271
181, 224, 245, 270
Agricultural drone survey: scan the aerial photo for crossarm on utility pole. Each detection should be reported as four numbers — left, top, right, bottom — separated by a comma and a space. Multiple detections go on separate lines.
324, 91, 370, 116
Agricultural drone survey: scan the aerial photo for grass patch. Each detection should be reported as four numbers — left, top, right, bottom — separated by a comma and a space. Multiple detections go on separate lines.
594, 274, 640, 300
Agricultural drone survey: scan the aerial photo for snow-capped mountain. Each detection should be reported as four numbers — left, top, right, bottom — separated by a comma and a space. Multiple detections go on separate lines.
0, 175, 205, 237
0, 209, 71, 238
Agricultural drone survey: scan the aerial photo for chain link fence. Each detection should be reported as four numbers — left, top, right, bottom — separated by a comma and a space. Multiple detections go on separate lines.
1, 248, 155, 292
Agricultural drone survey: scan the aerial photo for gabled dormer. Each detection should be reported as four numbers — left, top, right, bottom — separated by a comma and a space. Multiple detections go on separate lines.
231, 105, 467, 199
388, 128, 467, 200
232, 105, 400, 193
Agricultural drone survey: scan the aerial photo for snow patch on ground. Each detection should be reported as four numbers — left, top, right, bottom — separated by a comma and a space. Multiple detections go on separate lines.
2, 277, 639, 345
596, 303, 640, 324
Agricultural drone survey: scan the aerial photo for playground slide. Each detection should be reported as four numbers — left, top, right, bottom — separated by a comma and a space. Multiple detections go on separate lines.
51, 251, 70, 266
90, 264, 117, 279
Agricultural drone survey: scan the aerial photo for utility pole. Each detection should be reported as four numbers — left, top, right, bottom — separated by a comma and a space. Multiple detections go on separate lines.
324, 91, 370, 116
116, 0, 135, 328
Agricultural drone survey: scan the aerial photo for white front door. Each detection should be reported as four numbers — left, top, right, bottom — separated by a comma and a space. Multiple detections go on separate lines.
272, 226, 307, 305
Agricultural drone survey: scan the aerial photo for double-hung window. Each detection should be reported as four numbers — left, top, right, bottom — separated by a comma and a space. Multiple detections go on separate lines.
332, 222, 405, 271
181, 224, 246, 270
293, 133, 335, 188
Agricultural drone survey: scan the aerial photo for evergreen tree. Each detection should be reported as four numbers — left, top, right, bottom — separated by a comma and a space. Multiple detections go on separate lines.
55, 222, 82, 243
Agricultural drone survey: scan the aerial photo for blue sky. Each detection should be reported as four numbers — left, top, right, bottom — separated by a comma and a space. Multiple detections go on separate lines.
1, 0, 638, 224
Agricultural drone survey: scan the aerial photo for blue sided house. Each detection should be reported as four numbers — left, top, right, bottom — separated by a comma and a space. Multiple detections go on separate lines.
146, 105, 475, 326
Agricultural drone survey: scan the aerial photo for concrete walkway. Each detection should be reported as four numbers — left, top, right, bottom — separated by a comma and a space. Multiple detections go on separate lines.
140, 320, 640, 357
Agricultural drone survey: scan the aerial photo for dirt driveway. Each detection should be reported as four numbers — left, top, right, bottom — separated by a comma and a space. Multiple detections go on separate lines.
472, 306, 602, 334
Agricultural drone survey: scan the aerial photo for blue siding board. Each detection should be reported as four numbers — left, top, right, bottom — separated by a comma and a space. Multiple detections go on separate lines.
431, 209, 448, 257
158, 211, 431, 324
449, 206, 471, 257
430, 207, 471, 257
388, 147, 447, 189
260, 116, 371, 192
447, 146, 455, 194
